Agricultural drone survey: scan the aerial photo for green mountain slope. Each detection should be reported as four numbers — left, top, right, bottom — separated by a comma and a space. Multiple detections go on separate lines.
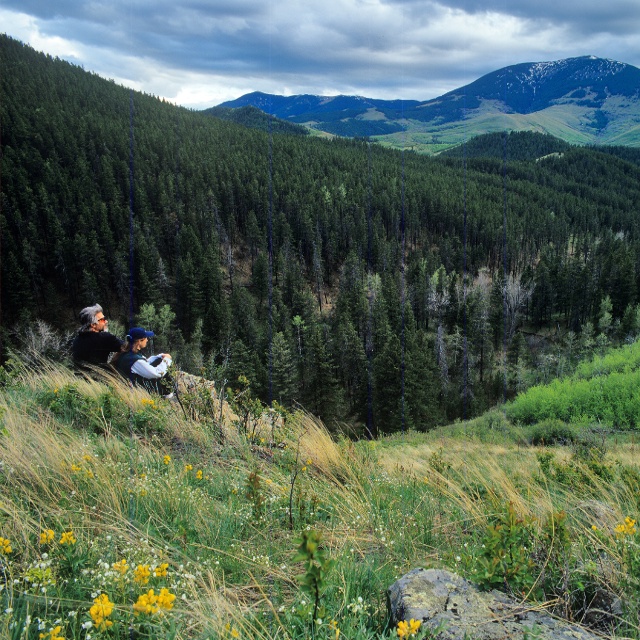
329, 99, 640, 153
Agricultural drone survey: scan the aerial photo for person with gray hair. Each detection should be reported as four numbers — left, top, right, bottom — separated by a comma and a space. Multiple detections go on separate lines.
72, 303, 124, 366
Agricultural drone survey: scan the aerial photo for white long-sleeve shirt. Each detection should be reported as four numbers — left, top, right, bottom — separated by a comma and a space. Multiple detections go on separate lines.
130, 355, 172, 379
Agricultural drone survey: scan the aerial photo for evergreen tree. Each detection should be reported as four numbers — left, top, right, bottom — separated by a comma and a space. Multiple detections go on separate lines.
373, 331, 403, 434
303, 323, 340, 425
404, 329, 444, 430
270, 331, 299, 406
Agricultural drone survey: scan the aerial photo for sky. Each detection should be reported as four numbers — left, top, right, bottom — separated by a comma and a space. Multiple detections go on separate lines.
1, 0, 640, 110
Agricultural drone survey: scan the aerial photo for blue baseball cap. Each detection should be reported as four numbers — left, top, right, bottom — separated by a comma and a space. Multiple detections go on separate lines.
127, 327, 155, 341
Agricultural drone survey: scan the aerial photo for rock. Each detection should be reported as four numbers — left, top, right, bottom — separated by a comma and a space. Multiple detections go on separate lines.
388, 568, 601, 640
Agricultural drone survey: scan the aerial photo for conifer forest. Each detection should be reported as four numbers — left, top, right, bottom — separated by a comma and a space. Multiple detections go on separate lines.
3, 34, 640, 434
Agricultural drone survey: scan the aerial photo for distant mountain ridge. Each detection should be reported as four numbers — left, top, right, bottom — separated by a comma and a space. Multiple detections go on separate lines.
216, 56, 640, 151
415, 56, 640, 121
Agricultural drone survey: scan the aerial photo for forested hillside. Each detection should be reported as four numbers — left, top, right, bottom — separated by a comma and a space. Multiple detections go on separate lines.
201, 105, 309, 136
3, 35, 640, 433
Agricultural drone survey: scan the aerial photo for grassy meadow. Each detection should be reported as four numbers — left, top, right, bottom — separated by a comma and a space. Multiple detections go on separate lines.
0, 358, 639, 640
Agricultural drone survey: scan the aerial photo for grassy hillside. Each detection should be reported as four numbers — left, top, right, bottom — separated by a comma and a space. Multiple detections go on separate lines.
0, 354, 638, 639
373, 102, 640, 154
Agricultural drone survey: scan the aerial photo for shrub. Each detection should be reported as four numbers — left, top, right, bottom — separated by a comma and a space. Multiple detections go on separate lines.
472, 502, 540, 598
527, 419, 577, 446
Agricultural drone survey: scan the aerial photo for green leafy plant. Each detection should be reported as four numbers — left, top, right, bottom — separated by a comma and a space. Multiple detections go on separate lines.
473, 502, 540, 598
293, 530, 334, 626
245, 470, 266, 520
527, 419, 576, 446
230, 376, 264, 439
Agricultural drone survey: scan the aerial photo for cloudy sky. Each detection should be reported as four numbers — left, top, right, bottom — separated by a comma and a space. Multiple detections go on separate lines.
2, 0, 640, 109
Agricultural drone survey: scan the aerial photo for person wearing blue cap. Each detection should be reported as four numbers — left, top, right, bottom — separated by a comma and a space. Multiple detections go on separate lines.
112, 326, 173, 395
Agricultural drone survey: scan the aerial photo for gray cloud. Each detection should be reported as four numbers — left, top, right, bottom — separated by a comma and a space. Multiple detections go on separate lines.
428, 0, 640, 33
1, 0, 639, 107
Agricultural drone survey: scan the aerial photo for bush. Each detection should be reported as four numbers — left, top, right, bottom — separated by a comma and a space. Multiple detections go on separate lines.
527, 419, 577, 446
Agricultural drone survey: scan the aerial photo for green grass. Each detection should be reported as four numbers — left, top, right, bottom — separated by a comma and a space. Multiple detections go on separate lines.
0, 358, 638, 639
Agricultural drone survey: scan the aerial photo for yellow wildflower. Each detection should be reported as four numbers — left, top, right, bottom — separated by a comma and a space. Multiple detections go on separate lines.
83, 455, 92, 462
59, 531, 76, 546
85, 469, 94, 479
154, 562, 169, 577
39, 625, 65, 640
163, 455, 171, 465
70, 464, 81, 472
89, 593, 115, 631
133, 589, 158, 615
196, 469, 203, 480
397, 618, 421, 638
615, 516, 637, 538
134, 564, 151, 584
184, 464, 193, 472
306, 458, 313, 465
156, 587, 176, 611
0, 537, 12, 554
133, 588, 175, 616
329, 619, 340, 639
112, 559, 129, 575
225, 624, 240, 638
40, 529, 55, 545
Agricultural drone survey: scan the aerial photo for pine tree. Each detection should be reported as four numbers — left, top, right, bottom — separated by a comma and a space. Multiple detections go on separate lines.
270, 331, 299, 406
303, 323, 340, 425
372, 330, 403, 434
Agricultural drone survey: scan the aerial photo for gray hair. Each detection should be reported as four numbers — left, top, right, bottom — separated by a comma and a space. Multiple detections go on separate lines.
79, 303, 103, 328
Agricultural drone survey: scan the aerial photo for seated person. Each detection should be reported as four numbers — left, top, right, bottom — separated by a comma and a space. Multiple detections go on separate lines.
112, 327, 173, 396
72, 304, 123, 366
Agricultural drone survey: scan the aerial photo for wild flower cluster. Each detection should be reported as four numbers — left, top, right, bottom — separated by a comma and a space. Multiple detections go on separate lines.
396, 618, 421, 638
0, 536, 12, 555
615, 516, 637, 538
0, 526, 182, 639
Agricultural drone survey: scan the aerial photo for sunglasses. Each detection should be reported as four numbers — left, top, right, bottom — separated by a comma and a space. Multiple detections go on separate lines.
96, 317, 108, 323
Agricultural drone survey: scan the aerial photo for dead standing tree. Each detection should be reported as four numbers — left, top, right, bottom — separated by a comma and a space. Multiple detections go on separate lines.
428, 266, 450, 389
504, 273, 534, 347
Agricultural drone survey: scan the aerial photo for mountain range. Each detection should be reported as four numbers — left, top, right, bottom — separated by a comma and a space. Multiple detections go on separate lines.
215, 56, 640, 152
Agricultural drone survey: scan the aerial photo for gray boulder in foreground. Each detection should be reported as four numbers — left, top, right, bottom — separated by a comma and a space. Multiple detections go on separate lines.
388, 568, 601, 640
